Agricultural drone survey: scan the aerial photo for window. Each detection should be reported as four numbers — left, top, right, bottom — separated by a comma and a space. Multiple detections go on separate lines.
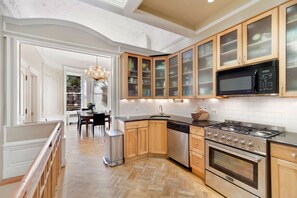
66, 75, 81, 111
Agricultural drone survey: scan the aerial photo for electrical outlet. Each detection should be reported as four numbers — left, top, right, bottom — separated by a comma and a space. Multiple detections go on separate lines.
135, 107, 139, 112
211, 108, 217, 114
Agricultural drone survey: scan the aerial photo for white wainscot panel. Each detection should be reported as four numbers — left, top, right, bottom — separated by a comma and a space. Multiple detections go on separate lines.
3, 139, 47, 179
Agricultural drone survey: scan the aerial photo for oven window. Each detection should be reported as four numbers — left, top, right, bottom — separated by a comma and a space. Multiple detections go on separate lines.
209, 147, 258, 188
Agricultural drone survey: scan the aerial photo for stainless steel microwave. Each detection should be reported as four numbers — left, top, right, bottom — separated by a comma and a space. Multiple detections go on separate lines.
216, 60, 278, 96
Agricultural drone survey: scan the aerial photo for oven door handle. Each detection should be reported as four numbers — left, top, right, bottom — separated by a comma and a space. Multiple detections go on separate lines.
210, 144, 262, 163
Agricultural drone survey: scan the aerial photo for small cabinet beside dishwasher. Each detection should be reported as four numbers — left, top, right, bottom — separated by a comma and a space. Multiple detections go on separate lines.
190, 126, 205, 180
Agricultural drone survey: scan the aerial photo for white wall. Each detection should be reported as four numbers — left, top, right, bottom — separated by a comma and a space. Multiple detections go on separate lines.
119, 97, 297, 133
0, 14, 4, 181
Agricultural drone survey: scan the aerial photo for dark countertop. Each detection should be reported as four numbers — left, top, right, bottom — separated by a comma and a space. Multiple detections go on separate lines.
116, 114, 220, 128
269, 131, 297, 147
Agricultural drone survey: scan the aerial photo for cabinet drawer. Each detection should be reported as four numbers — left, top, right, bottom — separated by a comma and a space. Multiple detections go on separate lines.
125, 121, 148, 129
190, 134, 204, 155
190, 151, 205, 174
271, 143, 297, 164
190, 126, 204, 136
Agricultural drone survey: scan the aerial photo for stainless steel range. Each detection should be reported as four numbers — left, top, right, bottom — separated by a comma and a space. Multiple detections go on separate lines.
205, 120, 284, 198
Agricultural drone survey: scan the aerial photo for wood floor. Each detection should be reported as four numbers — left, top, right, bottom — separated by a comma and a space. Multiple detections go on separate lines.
56, 124, 223, 198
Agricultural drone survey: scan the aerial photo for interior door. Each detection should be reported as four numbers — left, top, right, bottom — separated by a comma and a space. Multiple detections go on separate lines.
20, 66, 28, 123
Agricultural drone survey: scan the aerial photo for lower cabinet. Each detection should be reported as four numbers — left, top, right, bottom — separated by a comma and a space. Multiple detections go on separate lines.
123, 121, 149, 159
149, 120, 167, 154
271, 143, 297, 198
189, 125, 205, 179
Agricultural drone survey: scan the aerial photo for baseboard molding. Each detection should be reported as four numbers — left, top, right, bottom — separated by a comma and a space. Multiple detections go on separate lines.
3, 139, 47, 179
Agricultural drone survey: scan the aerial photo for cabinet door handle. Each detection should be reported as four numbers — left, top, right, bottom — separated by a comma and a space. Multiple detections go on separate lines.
281, 85, 284, 96
243, 55, 246, 64
292, 153, 296, 158
238, 58, 241, 64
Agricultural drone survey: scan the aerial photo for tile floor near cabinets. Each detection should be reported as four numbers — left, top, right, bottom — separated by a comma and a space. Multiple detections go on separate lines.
56, 125, 222, 198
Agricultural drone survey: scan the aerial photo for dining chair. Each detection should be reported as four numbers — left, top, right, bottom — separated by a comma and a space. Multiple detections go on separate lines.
76, 108, 89, 129
92, 113, 106, 137
77, 111, 93, 135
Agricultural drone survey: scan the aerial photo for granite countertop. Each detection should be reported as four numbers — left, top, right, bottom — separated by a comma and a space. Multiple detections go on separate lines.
116, 114, 220, 128
269, 131, 297, 147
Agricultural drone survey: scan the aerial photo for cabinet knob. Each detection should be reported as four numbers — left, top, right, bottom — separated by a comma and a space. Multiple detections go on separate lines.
292, 153, 296, 158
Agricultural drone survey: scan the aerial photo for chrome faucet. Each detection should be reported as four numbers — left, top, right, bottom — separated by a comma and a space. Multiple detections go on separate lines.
159, 105, 164, 115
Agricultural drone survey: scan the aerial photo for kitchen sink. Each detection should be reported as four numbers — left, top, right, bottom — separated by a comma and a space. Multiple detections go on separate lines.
150, 115, 171, 119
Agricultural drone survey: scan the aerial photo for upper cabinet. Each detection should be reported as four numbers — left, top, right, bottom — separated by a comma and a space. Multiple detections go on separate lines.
279, 0, 297, 97
217, 8, 278, 71
243, 8, 278, 64
153, 57, 167, 98
120, 53, 140, 99
180, 46, 195, 98
196, 36, 217, 98
217, 25, 242, 70
168, 53, 180, 98
140, 57, 152, 98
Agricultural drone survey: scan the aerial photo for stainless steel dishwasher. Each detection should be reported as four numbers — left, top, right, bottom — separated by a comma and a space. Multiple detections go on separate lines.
167, 121, 190, 168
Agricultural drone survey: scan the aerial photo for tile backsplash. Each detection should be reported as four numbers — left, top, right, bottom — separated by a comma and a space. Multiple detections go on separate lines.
119, 97, 297, 133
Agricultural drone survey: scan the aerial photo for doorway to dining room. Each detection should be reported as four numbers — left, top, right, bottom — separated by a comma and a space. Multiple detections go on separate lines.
18, 43, 113, 125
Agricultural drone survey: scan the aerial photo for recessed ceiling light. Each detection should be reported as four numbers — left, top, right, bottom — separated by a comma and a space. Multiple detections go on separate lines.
208, 0, 215, 3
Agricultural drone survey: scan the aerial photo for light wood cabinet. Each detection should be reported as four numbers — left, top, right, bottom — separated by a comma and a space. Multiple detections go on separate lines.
217, 8, 278, 71
196, 36, 216, 98
180, 46, 195, 98
149, 120, 167, 154
153, 57, 168, 98
279, 0, 297, 97
168, 53, 180, 98
271, 143, 297, 198
120, 53, 153, 99
123, 121, 149, 159
189, 125, 205, 179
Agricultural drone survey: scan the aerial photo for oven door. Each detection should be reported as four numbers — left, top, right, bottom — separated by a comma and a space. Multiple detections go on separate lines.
206, 140, 266, 197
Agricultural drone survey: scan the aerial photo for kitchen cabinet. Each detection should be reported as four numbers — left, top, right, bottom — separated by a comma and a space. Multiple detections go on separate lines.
217, 8, 278, 70
153, 57, 168, 98
271, 143, 297, 198
180, 46, 195, 98
279, 0, 297, 96
189, 125, 205, 179
120, 53, 153, 99
149, 120, 167, 154
168, 53, 180, 98
196, 36, 216, 98
122, 121, 149, 159
140, 57, 152, 98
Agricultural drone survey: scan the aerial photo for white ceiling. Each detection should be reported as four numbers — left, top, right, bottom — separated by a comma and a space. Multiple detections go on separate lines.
31, 44, 112, 70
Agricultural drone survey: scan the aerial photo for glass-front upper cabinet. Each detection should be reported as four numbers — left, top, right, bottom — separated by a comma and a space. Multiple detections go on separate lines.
180, 46, 195, 98
243, 8, 278, 65
140, 57, 152, 98
120, 53, 139, 99
217, 25, 242, 70
153, 57, 167, 98
196, 36, 216, 98
279, 0, 297, 96
168, 53, 179, 98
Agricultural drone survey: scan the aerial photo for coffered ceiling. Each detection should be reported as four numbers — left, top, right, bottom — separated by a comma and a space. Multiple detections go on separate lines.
138, 0, 250, 30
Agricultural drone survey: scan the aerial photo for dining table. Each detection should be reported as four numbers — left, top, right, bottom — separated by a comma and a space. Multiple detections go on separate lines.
80, 111, 111, 136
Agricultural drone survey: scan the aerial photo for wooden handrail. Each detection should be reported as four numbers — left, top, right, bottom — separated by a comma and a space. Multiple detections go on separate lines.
13, 122, 62, 198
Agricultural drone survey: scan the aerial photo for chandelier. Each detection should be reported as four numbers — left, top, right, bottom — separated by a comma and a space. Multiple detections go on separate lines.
85, 56, 108, 81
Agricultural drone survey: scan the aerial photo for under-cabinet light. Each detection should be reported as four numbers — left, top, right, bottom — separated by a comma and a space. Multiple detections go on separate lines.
208, 0, 215, 3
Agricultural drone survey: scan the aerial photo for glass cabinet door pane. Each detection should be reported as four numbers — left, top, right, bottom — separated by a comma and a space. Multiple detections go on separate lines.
169, 55, 179, 97
181, 49, 194, 96
247, 16, 272, 60
141, 59, 152, 97
154, 60, 166, 97
286, 4, 297, 91
220, 30, 238, 66
127, 56, 138, 97
197, 41, 214, 96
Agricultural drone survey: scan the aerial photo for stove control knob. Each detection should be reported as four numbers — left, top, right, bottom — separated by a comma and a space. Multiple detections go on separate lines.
227, 137, 232, 143
221, 135, 226, 141
233, 138, 239, 143
240, 140, 246, 146
206, 132, 212, 137
247, 142, 254, 148
213, 134, 219, 139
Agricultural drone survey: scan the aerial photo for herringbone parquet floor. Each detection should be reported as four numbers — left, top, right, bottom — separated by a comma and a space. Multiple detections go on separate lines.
56, 125, 223, 198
